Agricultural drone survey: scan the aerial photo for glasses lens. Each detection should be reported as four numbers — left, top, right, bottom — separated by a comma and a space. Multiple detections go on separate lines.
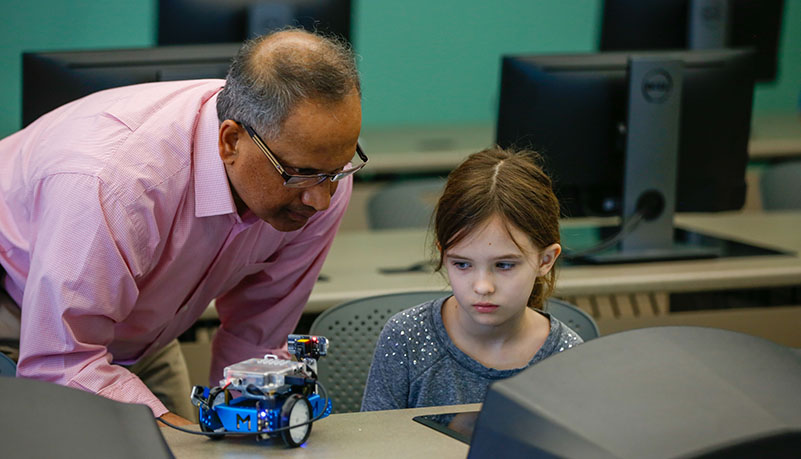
331, 163, 366, 182
284, 176, 327, 188
280, 147, 367, 188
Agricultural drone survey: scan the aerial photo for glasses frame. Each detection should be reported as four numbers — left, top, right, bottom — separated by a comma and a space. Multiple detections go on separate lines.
239, 122, 367, 188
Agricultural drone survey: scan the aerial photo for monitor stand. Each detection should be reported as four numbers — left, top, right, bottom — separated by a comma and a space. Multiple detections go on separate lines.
581, 56, 720, 264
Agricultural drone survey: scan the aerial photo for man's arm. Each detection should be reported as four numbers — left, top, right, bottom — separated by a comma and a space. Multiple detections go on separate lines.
16, 173, 168, 417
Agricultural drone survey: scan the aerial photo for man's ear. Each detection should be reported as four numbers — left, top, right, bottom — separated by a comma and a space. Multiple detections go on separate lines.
218, 119, 242, 165
538, 243, 562, 276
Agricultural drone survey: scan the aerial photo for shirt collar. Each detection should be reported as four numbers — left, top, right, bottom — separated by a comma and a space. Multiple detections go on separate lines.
193, 89, 238, 218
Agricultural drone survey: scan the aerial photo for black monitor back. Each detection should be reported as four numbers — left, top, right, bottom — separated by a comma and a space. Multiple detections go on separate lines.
468, 326, 801, 458
496, 49, 754, 218
157, 0, 352, 45
22, 44, 238, 128
0, 377, 173, 458
600, 0, 784, 82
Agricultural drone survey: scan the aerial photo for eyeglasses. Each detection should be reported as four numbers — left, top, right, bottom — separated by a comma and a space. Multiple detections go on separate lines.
239, 122, 368, 188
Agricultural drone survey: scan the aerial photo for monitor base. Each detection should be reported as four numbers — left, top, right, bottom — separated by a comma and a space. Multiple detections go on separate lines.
578, 244, 721, 264
562, 225, 789, 266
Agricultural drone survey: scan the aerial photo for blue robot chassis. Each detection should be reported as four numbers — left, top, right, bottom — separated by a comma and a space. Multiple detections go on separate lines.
190, 334, 332, 447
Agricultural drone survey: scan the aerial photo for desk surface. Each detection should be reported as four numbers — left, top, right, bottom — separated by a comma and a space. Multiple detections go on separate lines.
161, 403, 478, 458
199, 211, 801, 320
303, 211, 801, 314
359, 112, 801, 175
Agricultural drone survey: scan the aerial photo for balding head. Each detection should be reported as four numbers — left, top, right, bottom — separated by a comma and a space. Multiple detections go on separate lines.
217, 28, 360, 138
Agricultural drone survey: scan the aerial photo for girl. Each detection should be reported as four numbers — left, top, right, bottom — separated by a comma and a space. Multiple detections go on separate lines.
361, 146, 582, 411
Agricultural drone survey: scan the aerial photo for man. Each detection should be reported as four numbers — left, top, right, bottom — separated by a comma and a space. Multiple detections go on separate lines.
0, 29, 363, 426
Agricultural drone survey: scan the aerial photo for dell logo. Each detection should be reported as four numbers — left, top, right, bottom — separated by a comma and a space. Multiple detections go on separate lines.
641, 69, 673, 103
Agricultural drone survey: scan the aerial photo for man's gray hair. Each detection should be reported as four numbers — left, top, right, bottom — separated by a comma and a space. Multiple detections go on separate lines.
216, 28, 360, 138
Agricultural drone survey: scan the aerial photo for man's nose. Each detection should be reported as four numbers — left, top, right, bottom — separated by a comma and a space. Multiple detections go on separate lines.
301, 180, 336, 211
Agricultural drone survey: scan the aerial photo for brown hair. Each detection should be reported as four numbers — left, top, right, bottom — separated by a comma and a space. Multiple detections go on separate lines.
434, 146, 561, 309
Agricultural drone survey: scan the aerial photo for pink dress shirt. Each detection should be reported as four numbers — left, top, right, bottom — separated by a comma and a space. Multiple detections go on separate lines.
0, 80, 351, 417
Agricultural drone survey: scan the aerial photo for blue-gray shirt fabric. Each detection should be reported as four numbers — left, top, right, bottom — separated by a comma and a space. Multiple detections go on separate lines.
361, 296, 583, 411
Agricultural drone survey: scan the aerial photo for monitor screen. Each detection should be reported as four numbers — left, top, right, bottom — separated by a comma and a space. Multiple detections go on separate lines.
496, 49, 754, 219
600, 0, 784, 82
157, 0, 352, 45
496, 49, 756, 263
21, 44, 238, 128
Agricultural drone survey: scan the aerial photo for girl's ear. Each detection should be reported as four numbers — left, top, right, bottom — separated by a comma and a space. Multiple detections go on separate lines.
538, 243, 562, 276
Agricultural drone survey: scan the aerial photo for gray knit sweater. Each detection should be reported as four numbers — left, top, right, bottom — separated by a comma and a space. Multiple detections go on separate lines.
361, 296, 583, 411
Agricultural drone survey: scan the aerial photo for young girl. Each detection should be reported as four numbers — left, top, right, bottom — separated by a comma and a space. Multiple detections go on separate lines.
361, 146, 583, 411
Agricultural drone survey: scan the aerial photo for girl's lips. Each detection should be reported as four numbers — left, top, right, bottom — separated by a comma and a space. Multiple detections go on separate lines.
473, 303, 499, 313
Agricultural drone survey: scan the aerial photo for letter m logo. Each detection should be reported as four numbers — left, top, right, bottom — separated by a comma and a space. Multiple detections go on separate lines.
236, 413, 251, 430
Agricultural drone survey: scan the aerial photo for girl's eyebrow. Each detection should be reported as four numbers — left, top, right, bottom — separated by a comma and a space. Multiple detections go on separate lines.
446, 252, 524, 260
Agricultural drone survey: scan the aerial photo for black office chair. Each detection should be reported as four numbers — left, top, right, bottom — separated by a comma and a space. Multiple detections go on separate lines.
308, 290, 598, 413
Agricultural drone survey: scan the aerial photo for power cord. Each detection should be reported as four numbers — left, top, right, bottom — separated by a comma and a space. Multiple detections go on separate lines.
561, 209, 645, 261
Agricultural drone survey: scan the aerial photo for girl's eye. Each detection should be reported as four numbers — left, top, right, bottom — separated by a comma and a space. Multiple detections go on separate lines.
452, 261, 471, 270
496, 262, 515, 270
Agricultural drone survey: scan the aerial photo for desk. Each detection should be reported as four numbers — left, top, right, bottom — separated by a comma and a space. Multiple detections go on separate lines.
749, 112, 801, 160
161, 403, 477, 458
358, 112, 801, 176
307, 211, 801, 313
309, 210, 801, 349
195, 211, 801, 318
186, 211, 801, 385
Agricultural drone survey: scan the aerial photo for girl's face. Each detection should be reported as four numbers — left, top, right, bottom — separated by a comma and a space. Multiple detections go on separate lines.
444, 215, 560, 330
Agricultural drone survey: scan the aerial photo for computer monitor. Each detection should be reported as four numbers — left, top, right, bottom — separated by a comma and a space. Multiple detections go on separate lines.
496, 49, 756, 263
468, 327, 801, 458
21, 44, 238, 127
157, 0, 352, 45
600, 0, 784, 82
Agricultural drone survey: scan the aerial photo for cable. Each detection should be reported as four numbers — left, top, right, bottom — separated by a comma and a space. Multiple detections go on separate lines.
157, 417, 234, 436
561, 210, 645, 261
157, 379, 331, 437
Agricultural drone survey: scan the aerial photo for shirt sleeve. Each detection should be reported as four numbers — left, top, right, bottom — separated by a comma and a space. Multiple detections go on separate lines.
209, 178, 353, 384
16, 173, 168, 417
360, 318, 411, 412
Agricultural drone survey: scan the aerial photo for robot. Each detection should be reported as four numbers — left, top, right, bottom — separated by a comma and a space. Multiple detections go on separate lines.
190, 334, 332, 447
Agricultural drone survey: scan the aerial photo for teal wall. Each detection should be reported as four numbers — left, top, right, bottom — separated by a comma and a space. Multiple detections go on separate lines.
1, 0, 799, 138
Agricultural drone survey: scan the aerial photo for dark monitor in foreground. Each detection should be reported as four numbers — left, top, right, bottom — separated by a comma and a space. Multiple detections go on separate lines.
467, 327, 801, 458
600, 0, 784, 82
496, 49, 756, 263
21, 44, 238, 128
157, 0, 352, 45
0, 377, 173, 458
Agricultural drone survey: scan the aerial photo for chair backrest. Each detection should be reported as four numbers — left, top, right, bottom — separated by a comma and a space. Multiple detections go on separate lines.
545, 297, 600, 342
0, 353, 16, 377
308, 290, 599, 413
366, 178, 445, 230
760, 160, 801, 210
310, 290, 448, 413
